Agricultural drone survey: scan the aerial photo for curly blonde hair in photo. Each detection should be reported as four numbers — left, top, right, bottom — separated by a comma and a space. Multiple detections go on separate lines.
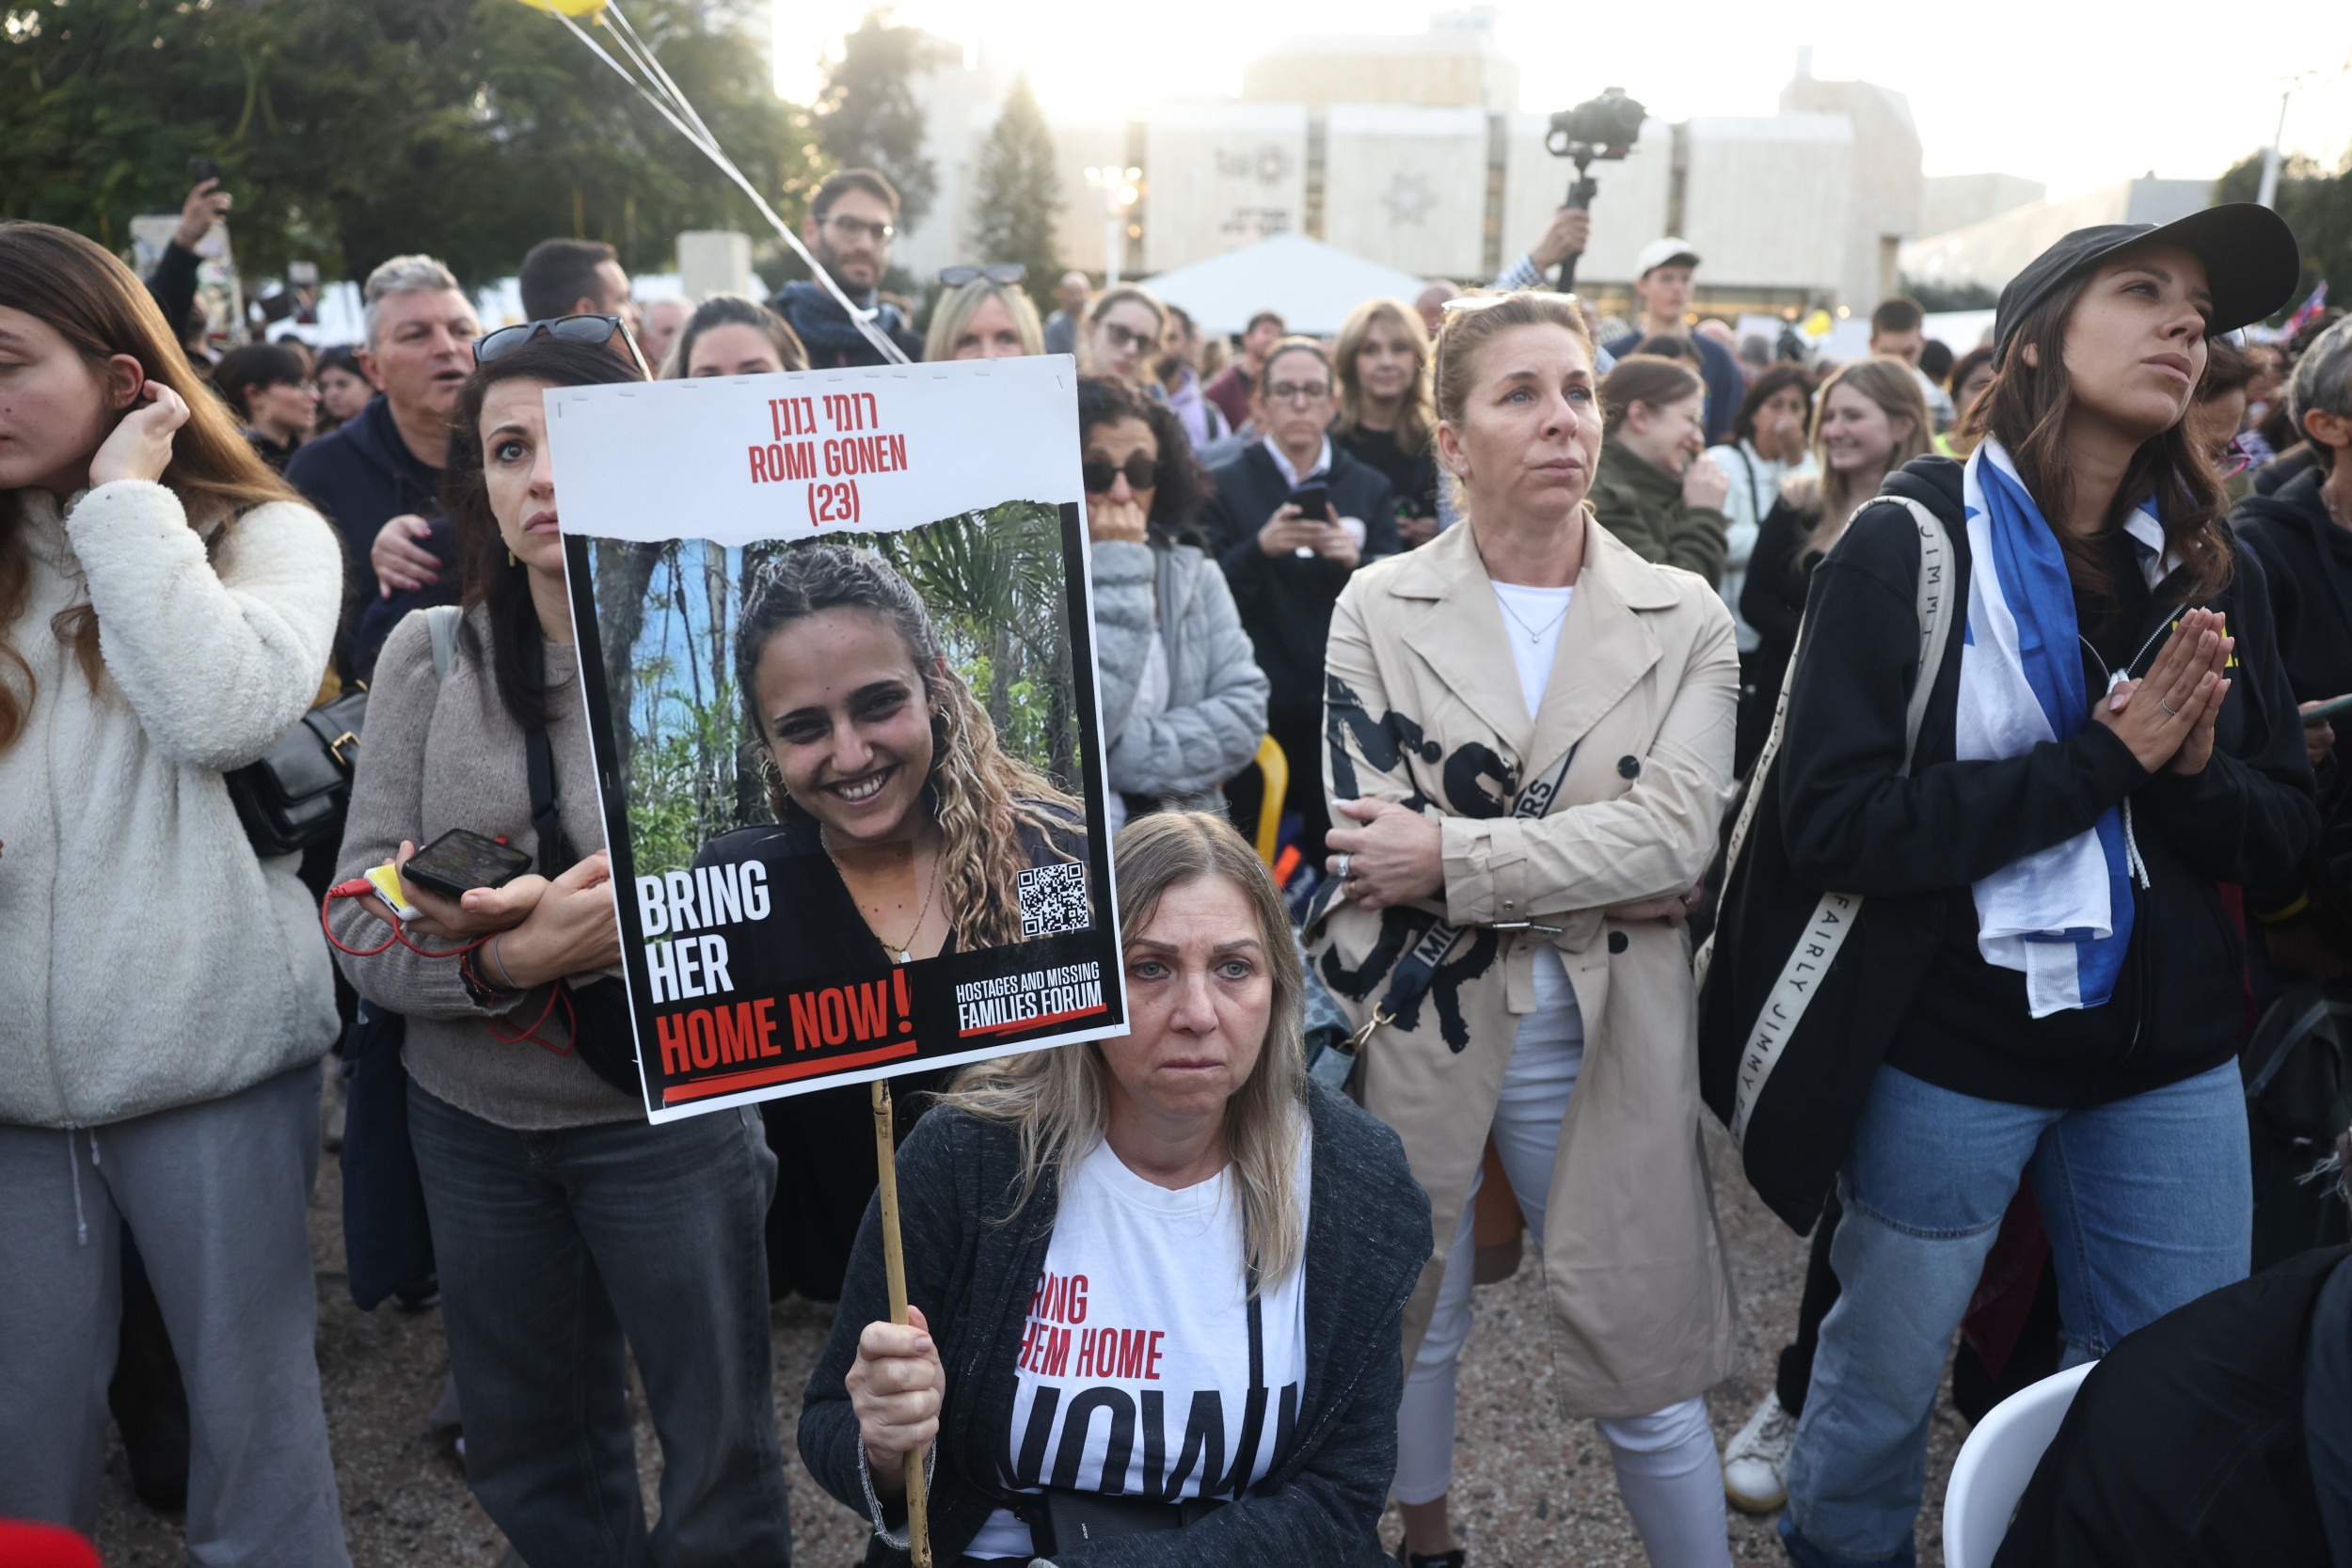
736, 543, 1079, 950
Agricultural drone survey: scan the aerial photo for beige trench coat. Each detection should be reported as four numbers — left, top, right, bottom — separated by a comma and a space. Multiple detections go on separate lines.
1310, 515, 1740, 1419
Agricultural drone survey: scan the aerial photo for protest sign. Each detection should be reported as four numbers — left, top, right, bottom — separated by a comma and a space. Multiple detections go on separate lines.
548, 356, 1122, 1123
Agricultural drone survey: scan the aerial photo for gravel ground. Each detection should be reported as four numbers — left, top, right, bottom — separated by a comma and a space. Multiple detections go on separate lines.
94, 1103, 1961, 1567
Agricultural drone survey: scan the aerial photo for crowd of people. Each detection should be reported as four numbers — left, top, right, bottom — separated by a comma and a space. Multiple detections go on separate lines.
3, 153, 2351, 1568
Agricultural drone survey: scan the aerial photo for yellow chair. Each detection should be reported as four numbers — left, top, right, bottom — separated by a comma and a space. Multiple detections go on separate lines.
1242, 734, 1288, 867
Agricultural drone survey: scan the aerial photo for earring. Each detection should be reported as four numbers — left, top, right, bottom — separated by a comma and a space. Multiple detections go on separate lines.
507, 547, 516, 566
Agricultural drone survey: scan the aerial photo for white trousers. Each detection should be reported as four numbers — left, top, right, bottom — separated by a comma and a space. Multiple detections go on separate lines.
1392, 955, 1731, 1568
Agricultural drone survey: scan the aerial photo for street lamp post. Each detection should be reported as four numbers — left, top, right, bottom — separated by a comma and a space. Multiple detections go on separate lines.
1084, 166, 1142, 288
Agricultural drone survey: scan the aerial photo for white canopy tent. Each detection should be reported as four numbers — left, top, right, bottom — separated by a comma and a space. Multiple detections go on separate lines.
1143, 234, 1433, 339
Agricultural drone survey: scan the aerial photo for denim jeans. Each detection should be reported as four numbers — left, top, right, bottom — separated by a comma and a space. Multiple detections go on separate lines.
405, 1082, 792, 1567
1779, 1060, 2250, 1568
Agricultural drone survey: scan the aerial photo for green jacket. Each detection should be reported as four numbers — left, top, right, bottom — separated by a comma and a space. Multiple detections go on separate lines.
1588, 436, 1728, 587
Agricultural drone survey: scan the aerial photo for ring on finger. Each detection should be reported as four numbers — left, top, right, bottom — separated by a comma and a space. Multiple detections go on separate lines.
1334, 853, 1353, 882
2160, 696, 2180, 716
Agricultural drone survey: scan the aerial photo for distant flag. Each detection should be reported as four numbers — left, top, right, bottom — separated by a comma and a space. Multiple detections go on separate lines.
2282, 281, 2329, 338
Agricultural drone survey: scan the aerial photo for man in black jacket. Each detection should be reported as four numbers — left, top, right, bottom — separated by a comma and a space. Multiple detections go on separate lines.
772, 169, 924, 368
283, 255, 479, 676
1200, 345, 1398, 864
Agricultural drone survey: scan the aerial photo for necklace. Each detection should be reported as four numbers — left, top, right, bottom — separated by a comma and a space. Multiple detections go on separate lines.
1493, 588, 1572, 645
2325, 484, 2350, 533
825, 832, 941, 963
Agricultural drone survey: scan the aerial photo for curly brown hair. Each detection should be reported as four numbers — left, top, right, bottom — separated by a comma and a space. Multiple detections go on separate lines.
736, 543, 1080, 950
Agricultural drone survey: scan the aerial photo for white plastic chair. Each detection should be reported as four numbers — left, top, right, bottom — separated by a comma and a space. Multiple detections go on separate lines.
1941, 1360, 2097, 1568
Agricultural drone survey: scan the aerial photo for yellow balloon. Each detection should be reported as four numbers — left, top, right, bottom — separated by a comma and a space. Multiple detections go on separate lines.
514, 0, 607, 15
1802, 309, 1834, 338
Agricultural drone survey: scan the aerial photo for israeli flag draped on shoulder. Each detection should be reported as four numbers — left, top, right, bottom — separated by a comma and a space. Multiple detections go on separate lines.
1958, 438, 2168, 1017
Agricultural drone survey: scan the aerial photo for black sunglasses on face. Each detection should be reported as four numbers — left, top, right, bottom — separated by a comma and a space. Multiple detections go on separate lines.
938, 262, 1027, 288
473, 314, 648, 377
1083, 454, 1162, 494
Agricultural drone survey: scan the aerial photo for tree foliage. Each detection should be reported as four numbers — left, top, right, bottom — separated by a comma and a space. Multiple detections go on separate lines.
2216, 150, 2351, 320
809, 7, 952, 237
0, 0, 826, 285
971, 74, 1062, 315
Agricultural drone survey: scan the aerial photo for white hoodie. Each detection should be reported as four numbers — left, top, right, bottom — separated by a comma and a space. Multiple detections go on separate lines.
0, 481, 342, 1127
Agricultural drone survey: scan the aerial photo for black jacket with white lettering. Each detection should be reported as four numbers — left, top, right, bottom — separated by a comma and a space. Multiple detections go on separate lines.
798, 1080, 1432, 1566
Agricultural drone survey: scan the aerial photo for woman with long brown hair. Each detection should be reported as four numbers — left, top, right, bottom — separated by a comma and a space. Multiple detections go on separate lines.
1735, 356, 1932, 772
1333, 296, 1441, 546
1710, 210, 2313, 1567
330, 329, 799, 1563
0, 221, 350, 1558
700, 542, 1090, 1305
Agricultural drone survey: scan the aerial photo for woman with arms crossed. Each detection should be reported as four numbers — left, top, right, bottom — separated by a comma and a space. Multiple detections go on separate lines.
1315, 291, 1741, 1568
801, 812, 1432, 1566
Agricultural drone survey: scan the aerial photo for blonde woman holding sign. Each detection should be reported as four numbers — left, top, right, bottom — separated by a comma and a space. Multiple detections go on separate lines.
1312, 291, 1740, 1568
800, 812, 1431, 1566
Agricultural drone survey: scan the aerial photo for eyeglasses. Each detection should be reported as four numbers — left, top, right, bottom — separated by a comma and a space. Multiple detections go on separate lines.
473, 313, 649, 378
1096, 322, 1158, 354
1082, 454, 1162, 493
1265, 380, 1333, 404
938, 262, 1026, 288
820, 214, 895, 245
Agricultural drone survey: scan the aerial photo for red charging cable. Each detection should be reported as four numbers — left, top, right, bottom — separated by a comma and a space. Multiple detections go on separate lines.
323, 879, 577, 1055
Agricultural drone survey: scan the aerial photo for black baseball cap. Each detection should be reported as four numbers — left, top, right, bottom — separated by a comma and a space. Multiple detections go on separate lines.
1992, 202, 2301, 365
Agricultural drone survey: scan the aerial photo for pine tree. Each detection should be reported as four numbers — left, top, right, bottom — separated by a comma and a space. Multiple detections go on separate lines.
971, 76, 1064, 315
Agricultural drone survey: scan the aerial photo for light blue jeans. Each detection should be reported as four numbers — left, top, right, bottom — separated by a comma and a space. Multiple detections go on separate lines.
1779, 1060, 2250, 1568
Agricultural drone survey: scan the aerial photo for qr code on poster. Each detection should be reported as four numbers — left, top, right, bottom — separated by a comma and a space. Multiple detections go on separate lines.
1019, 862, 1090, 938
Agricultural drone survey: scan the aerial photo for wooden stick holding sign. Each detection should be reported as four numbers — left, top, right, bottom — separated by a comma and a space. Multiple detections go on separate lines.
870, 1078, 932, 1568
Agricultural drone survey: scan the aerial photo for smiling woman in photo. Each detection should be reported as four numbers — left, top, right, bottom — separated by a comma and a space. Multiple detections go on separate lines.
694, 541, 1090, 1305
696, 541, 1087, 983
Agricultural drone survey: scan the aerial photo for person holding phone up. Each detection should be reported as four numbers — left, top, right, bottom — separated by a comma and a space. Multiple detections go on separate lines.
328, 329, 797, 1567
1203, 338, 1399, 865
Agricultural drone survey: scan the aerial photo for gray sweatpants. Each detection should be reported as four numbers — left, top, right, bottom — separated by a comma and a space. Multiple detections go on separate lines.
0, 1062, 351, 1568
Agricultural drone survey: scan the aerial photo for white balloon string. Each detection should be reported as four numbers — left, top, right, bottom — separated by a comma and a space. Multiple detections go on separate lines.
545, 4, 910, 365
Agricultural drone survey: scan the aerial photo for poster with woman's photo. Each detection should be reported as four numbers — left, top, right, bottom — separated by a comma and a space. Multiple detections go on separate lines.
546, 356, 1122, 1122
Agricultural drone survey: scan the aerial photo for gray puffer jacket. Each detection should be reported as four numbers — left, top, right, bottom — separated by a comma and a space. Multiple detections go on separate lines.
1090, 534, 1269, 810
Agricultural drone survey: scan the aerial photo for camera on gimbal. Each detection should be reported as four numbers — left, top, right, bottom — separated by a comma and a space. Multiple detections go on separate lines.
1542, 87, 1648, 288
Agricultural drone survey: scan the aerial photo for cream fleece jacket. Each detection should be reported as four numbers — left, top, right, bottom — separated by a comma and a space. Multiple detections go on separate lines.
0, 482, 342, 1128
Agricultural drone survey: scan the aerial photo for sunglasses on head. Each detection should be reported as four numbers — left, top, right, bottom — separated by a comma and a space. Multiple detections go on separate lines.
473, 314, 648, 377
1083, 454, 1162, 494
938, 262, 1027, 288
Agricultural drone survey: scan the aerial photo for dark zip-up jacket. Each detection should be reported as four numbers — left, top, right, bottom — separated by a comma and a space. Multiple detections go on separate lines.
1775, 455, 2316, 1106
1200, 443, 1398, 735
799, 1081, 1432, 1566
1588, 436, 1730, 587
284, 394, 457, 677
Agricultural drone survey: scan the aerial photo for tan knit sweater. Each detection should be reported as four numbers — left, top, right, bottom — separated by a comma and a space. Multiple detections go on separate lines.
329, 604, 637, 1129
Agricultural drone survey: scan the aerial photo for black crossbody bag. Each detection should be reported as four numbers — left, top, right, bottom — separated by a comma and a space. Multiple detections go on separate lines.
518, 637, 642, 1101
225, 687, 369, 857
1011, 1274, 1272, 1550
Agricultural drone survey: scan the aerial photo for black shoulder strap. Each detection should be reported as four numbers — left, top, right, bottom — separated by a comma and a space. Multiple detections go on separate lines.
517, 635, 578, 877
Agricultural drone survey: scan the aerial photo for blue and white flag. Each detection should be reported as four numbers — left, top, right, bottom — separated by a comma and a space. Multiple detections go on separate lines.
1957, 440, 2162, 1016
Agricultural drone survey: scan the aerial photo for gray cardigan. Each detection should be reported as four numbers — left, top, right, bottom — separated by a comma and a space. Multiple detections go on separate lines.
328, 606, 635, 1130
800, 1080, 1432, 1566
1090, 536, 1269, 810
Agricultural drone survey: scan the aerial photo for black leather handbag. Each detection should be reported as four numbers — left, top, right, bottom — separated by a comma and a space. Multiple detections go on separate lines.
225, 688, 369, 857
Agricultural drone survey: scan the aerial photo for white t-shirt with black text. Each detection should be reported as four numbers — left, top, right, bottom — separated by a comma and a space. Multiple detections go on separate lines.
963, 1127, 1312, 1558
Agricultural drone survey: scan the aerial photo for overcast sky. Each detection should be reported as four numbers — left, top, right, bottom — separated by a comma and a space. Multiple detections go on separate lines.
771, 0, 2352, 209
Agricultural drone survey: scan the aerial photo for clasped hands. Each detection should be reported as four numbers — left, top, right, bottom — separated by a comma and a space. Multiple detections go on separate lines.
348, 842, 621, 989
2089, 607, 2232, 775
1322, 799, 1700, 926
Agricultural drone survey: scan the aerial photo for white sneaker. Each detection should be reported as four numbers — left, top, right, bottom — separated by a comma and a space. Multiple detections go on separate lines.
1723, 1390, 1798, 1513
